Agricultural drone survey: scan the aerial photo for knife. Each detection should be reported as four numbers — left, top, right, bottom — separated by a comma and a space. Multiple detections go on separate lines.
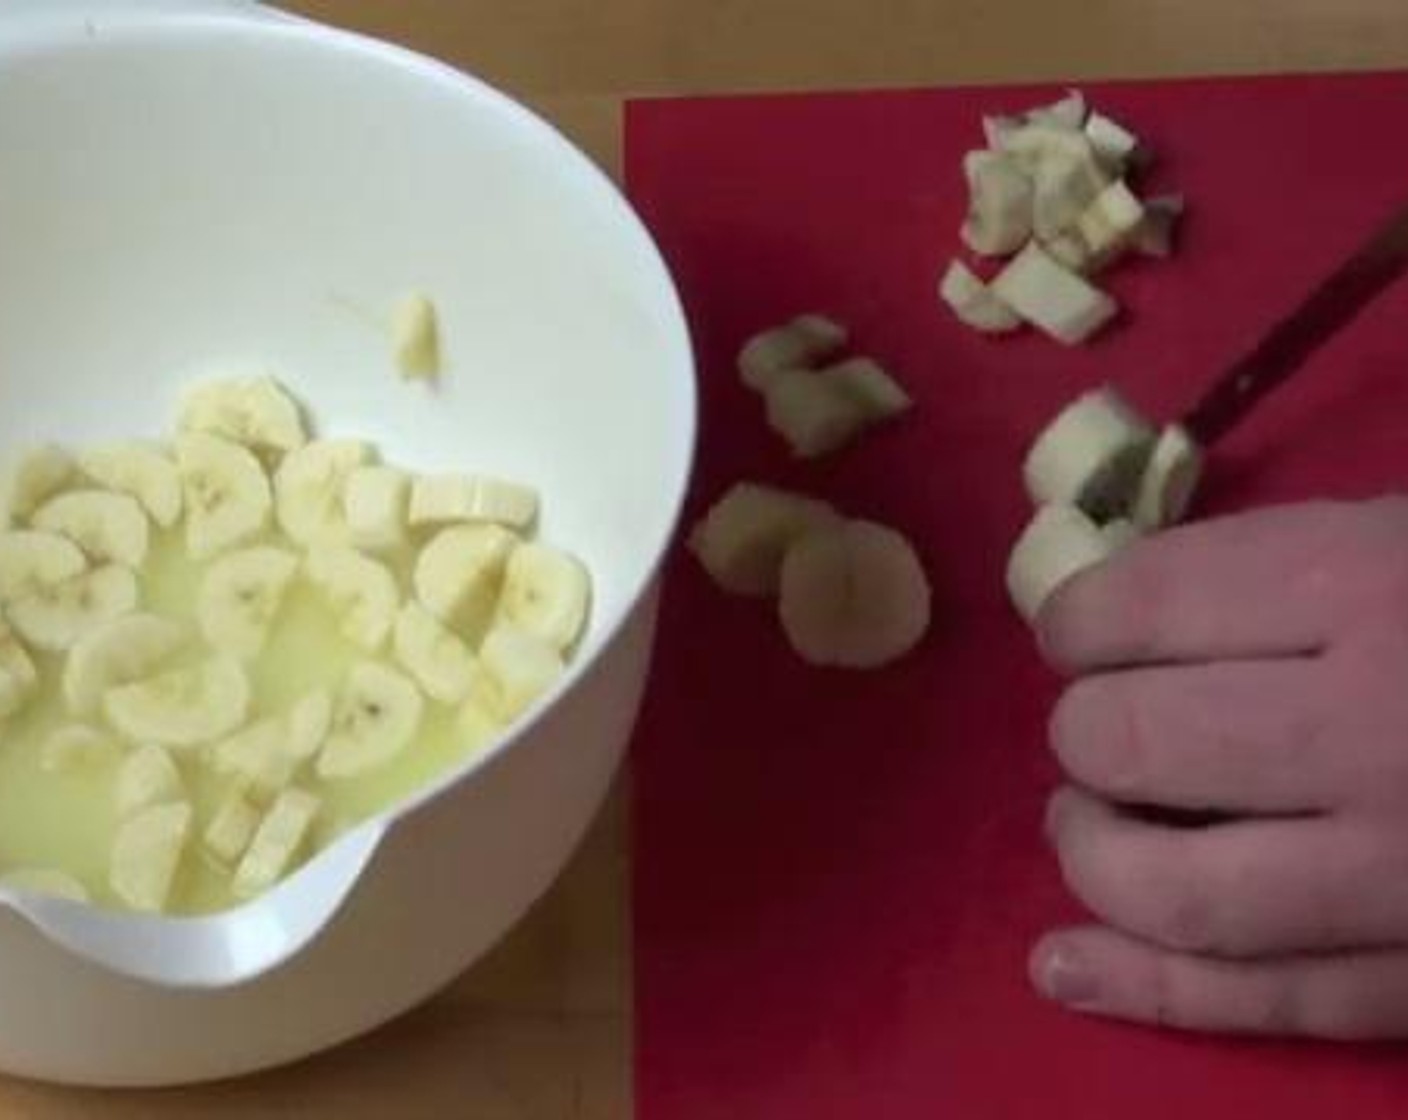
1181, 202, 1408, 448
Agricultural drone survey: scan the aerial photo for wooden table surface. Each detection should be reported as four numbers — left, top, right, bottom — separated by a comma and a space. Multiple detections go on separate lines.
7, 1, 1408, 1115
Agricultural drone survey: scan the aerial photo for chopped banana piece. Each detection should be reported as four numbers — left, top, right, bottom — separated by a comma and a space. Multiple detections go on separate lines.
0, 529, 87, 605
178, 376, 307, 456
0, 867, 88, 902
1023, 385, 1156, 518
991, 242, 1119, 346
305, 547, 400, 653
777, 520, 931, 669
8, 564, 139, 653
344, 465, 411, 552
1132, 424, 1203, 530
0, 622, 38, 721
1007, 504, 1120, 623
79, 442, 183, 528
103, 655, 251, 750
176, 432, 273, 560
232, 788, 320, 899
479, 623, 565, 721
1043, 230, 1095, 274
209, 719, 301, 799
110, 801, 191, 913
1076, 180, 1146, 265
1025, 90, 1088, 131
414, 524, 517, 632
498, 542, 592, 653
32, 490, 150, 569
198, 546, 299, 659
116, 744, 185, 819
1031, 144, 1110, 242
317, 662, 425, 779
939, 260, 1023, 334
1136, 195, 1185, 259
41, 723, 119, 773
203, 786, 262, 867
63, 612, 188, 719
763, 370, 872, 459
688, 482, 841, 597
961, 151, 1034, 257
0, 446, 75, 530
393, 602, 480, 705
1084, 111, 1141, 171
738, 314, 848, 393
286, 690, 333, 762
393, 292, 441, 381
819, 358, 912, 422
274, 439, 370, 549
409, 474, 539, 530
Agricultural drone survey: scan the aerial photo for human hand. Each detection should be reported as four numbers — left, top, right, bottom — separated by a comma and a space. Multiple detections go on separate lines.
1029, 496, 1408, 1039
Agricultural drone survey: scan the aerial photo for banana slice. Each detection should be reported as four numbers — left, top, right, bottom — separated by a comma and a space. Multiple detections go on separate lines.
1132, 424, 1203, 530
991, 242, 1118, 346
1075, 180, 1146, 267
413, 524, 517, 632
63, 612, 188, 719
1023, 385, 1156, 519
305, 547, 400, 652
317, 662, 425, 779
203, 786, 262, 867
178, 376, 307, 456
818, 358, 913, 423
40, 723, 119, 773
478, 623, 565, 721
110, 801, 191, 913
393, 602, 479, 705
232, 788, 320, 900
176, 432, 273, 560
103, 655, 251, 749
9, 565, 139, 653
197, 546, 299, 659
1007, 503, 1119, 623
0, 622, 38, 721
344, 465, 411, 552
939, 260, 1023, 334
408, 474, 539, 531
0, 867, 88, 902
1043, 230, 1095, 274
1084, 111, 1141, 172
961, 150, 1035, 257
274, 439, 370, 548
499, 542, 591, 652
0, 529, 87, 604
777, 520, 931, 669
738, 314, 848, 394
31, 489, 150, 568
287, 689, 333, 762
1032, 145, 1110, 242
209, 719, 300, 798
688, 482, 841, 597
0, 446, 75, 529
79, 442, 183, 529
393, 292, 441, 381
764, 370, 872, 459
115, 744, 185, 819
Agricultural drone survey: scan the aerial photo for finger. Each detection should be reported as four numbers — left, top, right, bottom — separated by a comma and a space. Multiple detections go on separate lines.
1050, 657, 1340, 812
1047, 787, 1408, 956
1030, 925, 1408, 1039
1039, 496, 1408, 672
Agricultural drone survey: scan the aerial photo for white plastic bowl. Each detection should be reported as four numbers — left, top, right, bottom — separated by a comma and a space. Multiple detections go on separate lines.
0, 0, 694, 1086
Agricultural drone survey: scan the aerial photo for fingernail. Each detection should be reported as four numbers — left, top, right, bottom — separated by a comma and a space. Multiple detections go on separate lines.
1033, 939, 1099, 1007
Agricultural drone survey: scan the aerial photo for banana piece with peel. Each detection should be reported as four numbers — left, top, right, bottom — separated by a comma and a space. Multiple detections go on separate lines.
1007, 504, 1121, 623
1023, 385, 1156, 519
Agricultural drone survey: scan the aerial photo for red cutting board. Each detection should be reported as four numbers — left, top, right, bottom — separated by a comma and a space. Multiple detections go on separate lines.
625, 73, 1408, 1119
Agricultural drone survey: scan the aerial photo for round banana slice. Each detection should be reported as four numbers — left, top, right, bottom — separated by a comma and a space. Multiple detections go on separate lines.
178, 375, 307, 456
317, 662, 425, 779
306, 547, 401, 653
393, 602, 479, 705
1022, 385, 1155, 519
115, 744, 185, 819
79, 442, 183, 528
414, 524, 518, 633
0, 445, 75, 529
0, 529, 88, 604
274, 439, 370, 548
103, 655, 251, 749
1132, 424, 1203, 530
498, 542, 592, 653
31, 489, 150, 568
0, 867, 88, 902
63, 612, 189, 718
1006, 503, 1120, 623
8, 565, 139, 653
479, 623, 566, 721
176, 432, 273, 560
109, 801, 192, 913
197, 546, 299, 659
777, 520, 932, 669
